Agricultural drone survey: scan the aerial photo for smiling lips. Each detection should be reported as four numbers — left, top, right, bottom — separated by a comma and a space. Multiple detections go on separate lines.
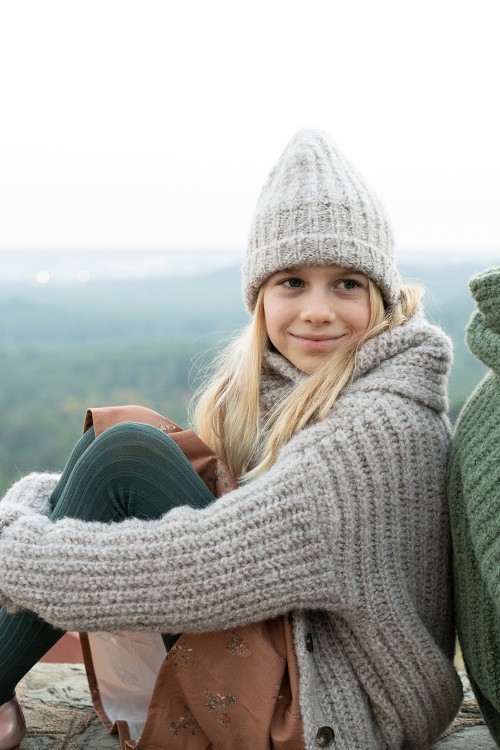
292, 333, 346, 350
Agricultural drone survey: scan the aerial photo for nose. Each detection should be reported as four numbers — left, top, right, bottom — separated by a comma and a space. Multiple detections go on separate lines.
300, 290, 336, 325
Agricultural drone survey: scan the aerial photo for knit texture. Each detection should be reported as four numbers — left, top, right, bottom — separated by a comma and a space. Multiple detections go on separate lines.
242, 128, 401, 311
0, 472, 59, 531
447, 267, 500, 744
0, 472, 60, 613
0, 317, 461, 748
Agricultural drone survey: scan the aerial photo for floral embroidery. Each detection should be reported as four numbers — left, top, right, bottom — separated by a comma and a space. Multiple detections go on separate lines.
158, 421, 178, 434
166, 643, 194, 669
226, 631, 251, 657
205, 689, 237, 725
170, 708, 198, 736
206, 465, 232, 492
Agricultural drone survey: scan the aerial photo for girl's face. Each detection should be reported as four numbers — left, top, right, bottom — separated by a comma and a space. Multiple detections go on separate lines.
262, 265, 371, 373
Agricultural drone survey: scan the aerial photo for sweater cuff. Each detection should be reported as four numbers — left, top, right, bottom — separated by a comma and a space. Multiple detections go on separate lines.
0, 472, 60, 519
0, 472, 60, 613
0, 502, 31, 612
0, 502, 29, 535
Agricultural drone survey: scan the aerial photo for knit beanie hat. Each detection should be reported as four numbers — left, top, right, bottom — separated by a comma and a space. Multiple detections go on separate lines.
242, 129, 401, 312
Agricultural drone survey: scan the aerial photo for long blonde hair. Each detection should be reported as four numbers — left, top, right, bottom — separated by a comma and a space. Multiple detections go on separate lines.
191, 279, 422, 482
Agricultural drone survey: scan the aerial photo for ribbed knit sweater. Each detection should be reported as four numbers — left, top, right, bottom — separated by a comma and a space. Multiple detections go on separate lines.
0, 313, 462, 749
447, 267, 500, 745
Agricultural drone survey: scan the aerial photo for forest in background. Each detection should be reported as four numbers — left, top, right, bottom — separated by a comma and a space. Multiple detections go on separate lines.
0, 259, 491, 494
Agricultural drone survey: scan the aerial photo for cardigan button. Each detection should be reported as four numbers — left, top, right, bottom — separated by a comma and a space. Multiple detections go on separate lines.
316, 725, 335, 747
305, 632, 314, 652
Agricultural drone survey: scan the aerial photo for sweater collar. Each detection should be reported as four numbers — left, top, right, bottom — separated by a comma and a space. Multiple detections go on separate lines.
263, 350, 306, 384
262, 311, 452, 414
466, 267, 500, 374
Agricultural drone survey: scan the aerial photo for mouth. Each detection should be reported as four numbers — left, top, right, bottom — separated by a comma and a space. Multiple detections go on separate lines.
292, 333, 346, 350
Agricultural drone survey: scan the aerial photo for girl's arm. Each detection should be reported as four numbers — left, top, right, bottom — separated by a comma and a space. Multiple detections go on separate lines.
0, 392, 449, 642
460, 416, 500, 612
0, 445, 338, 633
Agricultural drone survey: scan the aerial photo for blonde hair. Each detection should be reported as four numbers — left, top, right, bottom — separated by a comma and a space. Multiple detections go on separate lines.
191, 280, 422, 482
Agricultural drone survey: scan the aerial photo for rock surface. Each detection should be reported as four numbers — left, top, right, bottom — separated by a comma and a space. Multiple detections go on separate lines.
431, 669, 496, 749
16, 662, 496, 749
18, 663, 118, 749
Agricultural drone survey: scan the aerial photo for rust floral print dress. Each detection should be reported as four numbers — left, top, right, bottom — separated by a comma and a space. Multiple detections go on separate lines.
132, 617, 304, 750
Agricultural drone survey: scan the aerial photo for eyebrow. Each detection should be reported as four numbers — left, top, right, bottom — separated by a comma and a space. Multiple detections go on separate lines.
275, 267, 366, 277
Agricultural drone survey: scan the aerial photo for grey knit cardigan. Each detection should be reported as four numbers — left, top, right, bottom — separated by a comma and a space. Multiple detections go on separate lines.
0, 314, 462, 749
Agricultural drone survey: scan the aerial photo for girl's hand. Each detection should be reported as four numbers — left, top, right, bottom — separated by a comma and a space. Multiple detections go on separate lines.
0, 472, 60, 533
0, 473, 59, 612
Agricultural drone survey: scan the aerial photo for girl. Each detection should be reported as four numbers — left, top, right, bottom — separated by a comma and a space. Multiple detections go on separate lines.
0, 129, 462, 749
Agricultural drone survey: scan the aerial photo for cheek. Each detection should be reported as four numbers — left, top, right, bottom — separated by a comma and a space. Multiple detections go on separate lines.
352, 299, 371, 332
263, 297, 290, 351
361, 304, 372, 329
263, 300, 280, 339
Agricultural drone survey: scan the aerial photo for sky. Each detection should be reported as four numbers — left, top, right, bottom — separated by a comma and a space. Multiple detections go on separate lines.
0, 0, 499, 265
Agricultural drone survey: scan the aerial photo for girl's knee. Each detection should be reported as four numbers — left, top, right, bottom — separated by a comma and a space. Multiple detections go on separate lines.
98, 422, 168, 447
94, 422, 184, 466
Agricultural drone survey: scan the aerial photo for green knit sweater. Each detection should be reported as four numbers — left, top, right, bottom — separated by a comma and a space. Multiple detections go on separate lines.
448, 267, 500, 745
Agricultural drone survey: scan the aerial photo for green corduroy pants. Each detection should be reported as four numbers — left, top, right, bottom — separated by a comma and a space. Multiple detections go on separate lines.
0, 422, 215, 704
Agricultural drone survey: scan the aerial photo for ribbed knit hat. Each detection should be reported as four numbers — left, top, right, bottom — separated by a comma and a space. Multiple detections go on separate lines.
242, 129, 401, 312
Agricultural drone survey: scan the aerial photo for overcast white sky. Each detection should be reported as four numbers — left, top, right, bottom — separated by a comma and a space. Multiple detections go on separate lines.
0, 0, 499, 262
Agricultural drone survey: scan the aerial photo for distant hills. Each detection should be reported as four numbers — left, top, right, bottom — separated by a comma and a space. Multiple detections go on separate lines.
0, 247, 242, 283
0, 257, 495, 493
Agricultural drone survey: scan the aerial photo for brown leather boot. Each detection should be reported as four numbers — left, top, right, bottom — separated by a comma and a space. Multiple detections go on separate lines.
0, 697, 26, 750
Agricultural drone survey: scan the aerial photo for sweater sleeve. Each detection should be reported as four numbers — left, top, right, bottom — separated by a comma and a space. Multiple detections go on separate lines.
0, 390, 448, 641
0, 443, 339, 633
0, 472, 61, 613
460, 393, 500, 611
0, 472, 60, 526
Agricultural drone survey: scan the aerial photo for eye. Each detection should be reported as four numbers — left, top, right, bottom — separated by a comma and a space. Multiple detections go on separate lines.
281, 277, 304, 289
338, 279, 360, 290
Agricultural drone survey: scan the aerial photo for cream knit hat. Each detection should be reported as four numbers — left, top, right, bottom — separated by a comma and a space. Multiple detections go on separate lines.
242, 129, 401, 311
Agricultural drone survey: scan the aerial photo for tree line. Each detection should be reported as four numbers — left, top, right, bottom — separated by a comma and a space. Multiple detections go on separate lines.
0, 261, 488, 493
